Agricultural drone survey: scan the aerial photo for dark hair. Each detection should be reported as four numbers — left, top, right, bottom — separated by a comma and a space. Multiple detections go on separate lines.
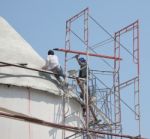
48, 50, 54, 55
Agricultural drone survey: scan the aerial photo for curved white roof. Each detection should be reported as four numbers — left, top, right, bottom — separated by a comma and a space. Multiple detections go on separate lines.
0, 17, 64, 95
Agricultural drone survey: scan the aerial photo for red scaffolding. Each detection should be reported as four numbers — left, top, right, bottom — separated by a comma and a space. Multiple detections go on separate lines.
55, 8, 141, 139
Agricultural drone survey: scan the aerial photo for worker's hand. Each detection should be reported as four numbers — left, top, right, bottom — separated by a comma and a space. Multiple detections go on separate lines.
53, 48, 58, 50
75, 54, 80, 59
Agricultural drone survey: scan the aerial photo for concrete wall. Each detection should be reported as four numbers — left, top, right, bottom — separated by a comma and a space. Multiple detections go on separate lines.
0, 84, 83, 139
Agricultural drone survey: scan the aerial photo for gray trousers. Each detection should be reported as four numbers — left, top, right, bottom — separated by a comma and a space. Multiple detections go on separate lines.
51, 66, 65, 82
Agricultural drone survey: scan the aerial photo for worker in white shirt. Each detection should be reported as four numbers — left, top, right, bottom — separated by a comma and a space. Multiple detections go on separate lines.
42, 50, 65, 83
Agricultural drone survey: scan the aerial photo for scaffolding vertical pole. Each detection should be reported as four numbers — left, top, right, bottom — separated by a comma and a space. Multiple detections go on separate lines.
114, 32, 122, 135
64, 8, 90, 139
133, 20, 141, 136
84, 8, 90, 138
62, 95, 66, 139
64, 21, 71, 76
63, 19, 71, 139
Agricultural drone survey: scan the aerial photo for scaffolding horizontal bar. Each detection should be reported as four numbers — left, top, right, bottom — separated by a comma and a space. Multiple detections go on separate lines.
54, 48, 122, 60
0, 107, 145, 139
115, 20, 138, 35
66, 7, 88, 23
0, 61, 85, 81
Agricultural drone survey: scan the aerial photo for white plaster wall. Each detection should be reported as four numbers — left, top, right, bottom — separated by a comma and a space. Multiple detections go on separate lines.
0, 84, 83, 139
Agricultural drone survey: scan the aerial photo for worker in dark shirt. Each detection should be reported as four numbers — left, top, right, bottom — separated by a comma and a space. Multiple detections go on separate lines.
75, 55, 87, 78
75, 55, 90, 99
75, 55, 92, 117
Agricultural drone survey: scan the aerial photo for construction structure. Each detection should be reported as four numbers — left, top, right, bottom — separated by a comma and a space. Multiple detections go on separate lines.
0, 8, 144, 139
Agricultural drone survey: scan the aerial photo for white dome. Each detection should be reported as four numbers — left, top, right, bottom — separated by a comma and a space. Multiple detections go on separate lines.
0, 17, 64, 95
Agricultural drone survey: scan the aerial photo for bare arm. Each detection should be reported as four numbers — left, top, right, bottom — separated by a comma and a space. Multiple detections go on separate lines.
75, 55, 82, 66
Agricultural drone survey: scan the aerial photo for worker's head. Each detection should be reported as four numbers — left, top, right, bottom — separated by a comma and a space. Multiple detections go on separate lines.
79, 57, 86, 63
48, 50, 54, 55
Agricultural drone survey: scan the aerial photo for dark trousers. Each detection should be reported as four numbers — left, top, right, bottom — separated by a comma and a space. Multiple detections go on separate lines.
51, 66, 65, 82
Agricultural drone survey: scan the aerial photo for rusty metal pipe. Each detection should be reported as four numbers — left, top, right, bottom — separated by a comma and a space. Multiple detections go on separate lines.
0, 111, 145, 139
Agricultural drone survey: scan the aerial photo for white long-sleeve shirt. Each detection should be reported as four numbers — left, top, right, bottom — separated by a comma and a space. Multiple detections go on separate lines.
44, 55, 60, 70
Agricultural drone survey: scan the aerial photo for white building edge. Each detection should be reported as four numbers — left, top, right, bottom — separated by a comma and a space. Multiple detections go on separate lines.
0, 17, 83, 139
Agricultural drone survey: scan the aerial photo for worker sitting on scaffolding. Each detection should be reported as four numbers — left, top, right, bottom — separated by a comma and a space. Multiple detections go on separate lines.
42, 50, 65, 84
